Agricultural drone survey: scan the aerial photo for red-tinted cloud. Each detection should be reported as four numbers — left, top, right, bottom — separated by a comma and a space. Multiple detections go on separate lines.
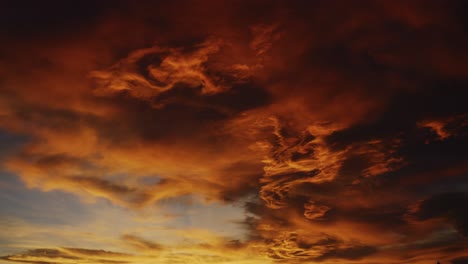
1, 1, 468, 263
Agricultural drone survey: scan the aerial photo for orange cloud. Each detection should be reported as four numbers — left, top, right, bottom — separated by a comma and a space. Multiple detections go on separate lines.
1, 1, 468, 263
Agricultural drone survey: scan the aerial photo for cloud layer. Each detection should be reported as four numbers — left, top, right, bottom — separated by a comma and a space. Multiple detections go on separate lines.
1, 0, 468, 263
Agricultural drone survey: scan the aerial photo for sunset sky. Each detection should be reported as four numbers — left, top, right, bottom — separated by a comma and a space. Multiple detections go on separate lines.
1, 1, 468, 263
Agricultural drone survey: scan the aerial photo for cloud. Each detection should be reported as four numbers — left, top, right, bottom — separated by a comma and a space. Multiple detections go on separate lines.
453, 257, 468, 264
418, 114, 468, 142
89, 39, 230, 101
121, 234, 163, 252
1, 248, 133, 264
1, 1, 468, 263
263, 231, 377, 262
407, 192, 468, 237
303, 200, 331, 221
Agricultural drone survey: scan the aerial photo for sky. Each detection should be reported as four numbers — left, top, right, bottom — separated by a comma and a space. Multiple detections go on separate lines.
0, 0, 467, 263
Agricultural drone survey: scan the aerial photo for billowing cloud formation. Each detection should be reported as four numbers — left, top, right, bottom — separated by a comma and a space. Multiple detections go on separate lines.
90, 38, 244, 101
262, 231, 377, 261
1, 0, 468, 263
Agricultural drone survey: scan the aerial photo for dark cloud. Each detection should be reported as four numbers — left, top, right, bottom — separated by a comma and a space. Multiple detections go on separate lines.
453, 257, 468, 264
0, 130, 28, 159
326, 85, 468, 152
0, 0, 117, 38
94, 83, 270, 144
317, 245, 378, 261
408, 192, 468, 237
